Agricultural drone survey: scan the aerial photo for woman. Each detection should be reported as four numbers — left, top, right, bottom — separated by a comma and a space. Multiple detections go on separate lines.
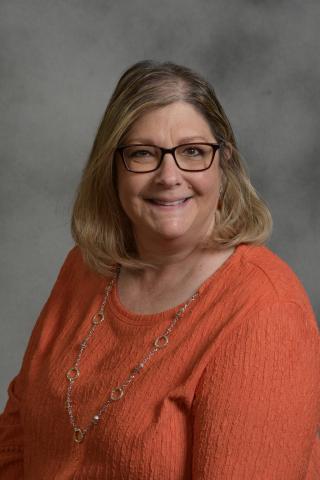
0, 60, 319, 479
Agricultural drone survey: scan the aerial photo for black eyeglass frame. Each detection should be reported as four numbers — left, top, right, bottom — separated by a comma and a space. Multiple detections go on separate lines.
116, 142, 221, 173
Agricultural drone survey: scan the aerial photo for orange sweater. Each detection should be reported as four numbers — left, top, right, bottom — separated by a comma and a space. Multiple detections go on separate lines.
0, 243, 319, 479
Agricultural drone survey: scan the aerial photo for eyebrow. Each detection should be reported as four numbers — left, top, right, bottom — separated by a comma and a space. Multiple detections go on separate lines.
124, 136, 214, 144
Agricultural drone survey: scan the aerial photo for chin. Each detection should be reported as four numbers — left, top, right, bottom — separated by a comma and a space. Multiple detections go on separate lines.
155, 224, 202, 243
155, 222, 193, 237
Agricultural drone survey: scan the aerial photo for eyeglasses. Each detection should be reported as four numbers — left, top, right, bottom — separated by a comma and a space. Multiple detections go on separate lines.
116, 142, 221, 173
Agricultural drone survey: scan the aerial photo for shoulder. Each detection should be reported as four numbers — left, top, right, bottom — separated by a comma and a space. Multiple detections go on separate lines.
59, 244, 86, 274
234, 243, 314, 315
199, 244, 319, 366
31, 246, 112, 336
54, 245, 87, 286
51, 245, 112, 299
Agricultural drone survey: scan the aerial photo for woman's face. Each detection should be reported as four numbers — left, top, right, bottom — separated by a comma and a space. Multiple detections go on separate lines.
117, 101, 222, 252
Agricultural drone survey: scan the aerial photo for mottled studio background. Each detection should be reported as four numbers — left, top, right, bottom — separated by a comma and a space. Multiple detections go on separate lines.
1, 0, 319, 409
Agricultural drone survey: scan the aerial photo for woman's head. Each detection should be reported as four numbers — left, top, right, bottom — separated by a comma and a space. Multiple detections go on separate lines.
71, 60, 272, 273
116, 101, 224, 257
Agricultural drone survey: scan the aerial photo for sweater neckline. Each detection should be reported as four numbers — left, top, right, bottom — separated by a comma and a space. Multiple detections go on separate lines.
107, 243, 250, 326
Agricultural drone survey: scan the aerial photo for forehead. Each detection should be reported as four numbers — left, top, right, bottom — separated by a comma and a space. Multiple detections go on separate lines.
125, 101, 215, 144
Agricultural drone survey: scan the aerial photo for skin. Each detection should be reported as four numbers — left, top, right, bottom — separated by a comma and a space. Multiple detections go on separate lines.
116, 101, 234, 313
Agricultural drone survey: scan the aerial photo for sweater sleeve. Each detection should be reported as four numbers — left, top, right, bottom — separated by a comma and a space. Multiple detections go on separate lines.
0, 376, 24, 479
191, 301, 320, 479
0, 246, 79, 478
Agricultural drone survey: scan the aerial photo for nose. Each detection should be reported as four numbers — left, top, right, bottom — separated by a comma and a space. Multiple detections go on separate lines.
154, 152, 182, 186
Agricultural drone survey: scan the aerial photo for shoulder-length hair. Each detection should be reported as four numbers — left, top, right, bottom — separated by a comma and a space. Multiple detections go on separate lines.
71, 60, 272, 274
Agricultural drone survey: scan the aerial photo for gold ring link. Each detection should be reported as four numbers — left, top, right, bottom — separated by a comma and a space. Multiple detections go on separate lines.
154, 335, 169, 349
110, 387, 124, 401
74, 428, 84, 443
92, 312, 104, 325
66, 366, 80, 382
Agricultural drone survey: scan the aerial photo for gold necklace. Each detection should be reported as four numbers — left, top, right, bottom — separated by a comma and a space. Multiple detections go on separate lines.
65, 270, 199, 443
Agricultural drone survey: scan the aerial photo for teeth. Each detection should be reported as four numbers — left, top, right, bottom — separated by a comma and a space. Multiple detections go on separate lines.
152, 199, 186, 206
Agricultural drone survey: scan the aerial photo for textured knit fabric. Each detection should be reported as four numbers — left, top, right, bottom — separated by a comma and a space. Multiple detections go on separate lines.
0, 243, 319, 479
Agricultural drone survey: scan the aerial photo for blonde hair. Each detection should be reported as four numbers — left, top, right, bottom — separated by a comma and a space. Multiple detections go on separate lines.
71, 60, 272, 274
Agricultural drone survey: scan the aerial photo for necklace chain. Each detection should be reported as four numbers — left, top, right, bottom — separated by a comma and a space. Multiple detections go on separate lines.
65, 271, 199, 443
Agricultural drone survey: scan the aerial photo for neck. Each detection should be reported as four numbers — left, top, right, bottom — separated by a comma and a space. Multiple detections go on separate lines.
117, 243, 235, 315
134, 225, 212, 265
121, 243, 227, 290
140, 243, 201, 267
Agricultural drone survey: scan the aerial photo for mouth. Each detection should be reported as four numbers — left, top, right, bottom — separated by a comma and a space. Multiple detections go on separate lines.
146, 197, 192, 207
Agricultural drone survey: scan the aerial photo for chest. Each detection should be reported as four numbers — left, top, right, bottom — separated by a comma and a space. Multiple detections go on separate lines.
20, 268, 240, 479
21, 309, 209, 479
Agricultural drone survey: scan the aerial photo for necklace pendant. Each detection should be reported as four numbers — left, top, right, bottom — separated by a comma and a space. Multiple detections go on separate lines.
74, 428, 84, 443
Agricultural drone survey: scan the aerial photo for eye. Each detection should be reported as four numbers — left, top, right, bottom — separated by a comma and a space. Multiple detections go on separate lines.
128, 148, 154, 158
181, 145, 204, 157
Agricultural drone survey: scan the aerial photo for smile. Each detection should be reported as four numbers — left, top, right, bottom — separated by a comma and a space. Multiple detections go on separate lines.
146, 197, 192, 207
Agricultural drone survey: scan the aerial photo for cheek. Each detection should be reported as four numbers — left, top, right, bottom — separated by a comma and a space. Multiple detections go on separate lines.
194, 169, 221, 197
117, 175, 144, 218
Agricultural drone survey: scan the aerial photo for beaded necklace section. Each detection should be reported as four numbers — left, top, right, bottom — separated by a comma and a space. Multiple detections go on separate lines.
65, 270, 199, 443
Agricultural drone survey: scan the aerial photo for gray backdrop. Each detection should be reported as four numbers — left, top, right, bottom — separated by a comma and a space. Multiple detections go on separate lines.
1, 0, 319, 410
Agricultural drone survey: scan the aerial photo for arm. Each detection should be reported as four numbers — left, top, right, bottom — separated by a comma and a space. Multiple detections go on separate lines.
0, 376, 24, 478
0, 246, 80, 478
192, 301, 320, 479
